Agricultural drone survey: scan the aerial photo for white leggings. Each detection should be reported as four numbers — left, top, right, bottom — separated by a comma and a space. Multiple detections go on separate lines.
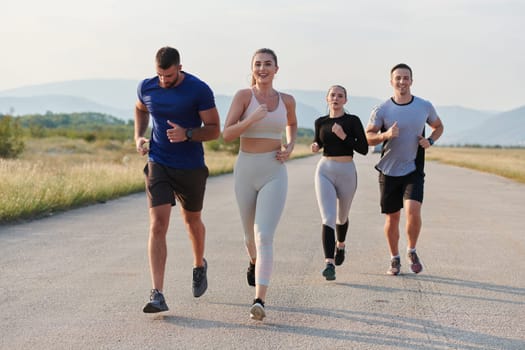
234, 151, 288, 286
314, 158, 358, 229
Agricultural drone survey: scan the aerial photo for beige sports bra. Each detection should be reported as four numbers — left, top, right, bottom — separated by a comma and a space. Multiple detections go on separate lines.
240, 90, 287, 140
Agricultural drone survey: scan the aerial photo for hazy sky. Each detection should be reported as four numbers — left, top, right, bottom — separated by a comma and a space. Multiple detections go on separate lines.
2, 0, 524, 111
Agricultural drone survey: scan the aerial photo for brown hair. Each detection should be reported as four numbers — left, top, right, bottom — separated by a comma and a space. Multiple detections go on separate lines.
250, 48, 278, 86
327, 85, 347, 99
390, 63, 412, 79
156, 47, 180, 69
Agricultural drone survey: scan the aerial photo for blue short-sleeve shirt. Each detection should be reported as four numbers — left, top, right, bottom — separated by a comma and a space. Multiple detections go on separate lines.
138, 72, 216, 169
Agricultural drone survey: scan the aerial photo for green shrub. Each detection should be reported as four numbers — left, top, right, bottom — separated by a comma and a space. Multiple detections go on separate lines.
0, 115, 25, 158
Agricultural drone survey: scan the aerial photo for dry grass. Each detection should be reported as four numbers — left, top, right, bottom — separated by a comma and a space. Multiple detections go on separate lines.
0, 138, 145, 222
2, 140, 522, 223
427, 147, 525, 184
0, 139, 312, 223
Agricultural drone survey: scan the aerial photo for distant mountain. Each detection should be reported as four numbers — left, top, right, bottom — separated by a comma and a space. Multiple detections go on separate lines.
1, 79, 524, 145
443, 106, 525, 146
433, 106, 496, 145
0, 95, 133, 120
0, 79, 139, 110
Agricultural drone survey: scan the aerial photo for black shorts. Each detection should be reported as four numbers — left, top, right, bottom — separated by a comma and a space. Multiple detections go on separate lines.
144, 161, 209, 212
379, 171, 424, 214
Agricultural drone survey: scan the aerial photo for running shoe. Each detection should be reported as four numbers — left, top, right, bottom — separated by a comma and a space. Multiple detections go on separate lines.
247, 261, 255, 287
387, 257, 401, 275
250, 298, 266, 321
192, 258, 208, 297
334, 247, 345, 266
143, 289, 169, 313
322, 262, 336, 281
407, 251, 423, 274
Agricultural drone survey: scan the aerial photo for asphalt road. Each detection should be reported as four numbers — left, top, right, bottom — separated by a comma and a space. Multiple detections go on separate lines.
1, 153, 524, 349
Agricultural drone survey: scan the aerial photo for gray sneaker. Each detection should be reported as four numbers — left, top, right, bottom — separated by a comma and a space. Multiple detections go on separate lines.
387, 257, 401, 275
143, 289, 169, 313
192, 258, 208, 297
407, 251, 423, 274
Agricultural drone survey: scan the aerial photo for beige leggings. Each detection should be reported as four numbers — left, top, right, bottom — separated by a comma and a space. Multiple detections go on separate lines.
234, 151, 288, 286
314, 157, 358, 228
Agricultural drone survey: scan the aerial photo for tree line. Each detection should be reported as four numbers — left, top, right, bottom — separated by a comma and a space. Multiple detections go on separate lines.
0, 112, 314, 159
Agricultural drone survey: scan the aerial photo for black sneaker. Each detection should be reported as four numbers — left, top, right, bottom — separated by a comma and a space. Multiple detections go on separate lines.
247, 261, 255, 287
334, 247, 345, 266
143, 289, 169, 313
250, 298, 266, 321
192, 258, 208, 297
407, 251, 423, 274
322, 262, 336, 281
387, 257, 401, 275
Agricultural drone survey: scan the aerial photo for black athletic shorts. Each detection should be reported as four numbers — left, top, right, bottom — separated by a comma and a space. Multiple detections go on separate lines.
143, 161, 209, 212
379, 170, 424, 214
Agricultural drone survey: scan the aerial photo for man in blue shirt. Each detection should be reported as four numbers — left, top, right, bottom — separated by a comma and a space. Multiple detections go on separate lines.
135, 46, 220, 313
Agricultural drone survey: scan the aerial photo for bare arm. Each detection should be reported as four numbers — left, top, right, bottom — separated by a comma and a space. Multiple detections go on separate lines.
366, 121, 398, 146
282, 93, 297, 152
134, 100, 150, 155
418, 117, 444, 148
428, 117, 444, 142
194, 107, 221, 142
166, 107, 221, 143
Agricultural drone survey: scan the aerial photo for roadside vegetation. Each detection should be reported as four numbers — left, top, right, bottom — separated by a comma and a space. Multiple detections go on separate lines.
1, 112, 523, 224
0, 112, 312, 223
426, 146, 525, 184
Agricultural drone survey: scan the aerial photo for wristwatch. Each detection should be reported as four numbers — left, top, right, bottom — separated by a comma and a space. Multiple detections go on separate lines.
185, 128, 193, 141
427, 137, 434, 146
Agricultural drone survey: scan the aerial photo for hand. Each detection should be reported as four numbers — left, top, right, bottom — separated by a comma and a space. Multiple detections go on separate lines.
385, 121, 399, 140
248, 104, 268, 123
332, 123, 347, 140
276, 143, 293, 163
135, 137, 150, 156
418, 135, 432, 149
311, 142, 320, 153
166, 120, 187, 143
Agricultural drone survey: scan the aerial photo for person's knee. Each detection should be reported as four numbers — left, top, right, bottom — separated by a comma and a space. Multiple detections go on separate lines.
405, 200, 422, 218
182, 209, 202, 225
150, 220, 169, 237
185, 219, 204, 236
255, 231, 273, 247
385, 212, 401, 225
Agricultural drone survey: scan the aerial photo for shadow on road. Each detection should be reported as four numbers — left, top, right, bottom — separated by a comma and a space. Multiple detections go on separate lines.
156, 302, 524, 350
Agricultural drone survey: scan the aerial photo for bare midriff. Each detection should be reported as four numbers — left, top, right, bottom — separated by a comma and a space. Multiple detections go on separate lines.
240, 138, 282, 153
324, 155, 353, 162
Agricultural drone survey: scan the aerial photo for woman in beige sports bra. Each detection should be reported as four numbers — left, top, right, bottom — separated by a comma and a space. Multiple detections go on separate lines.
222, 48, 297, 321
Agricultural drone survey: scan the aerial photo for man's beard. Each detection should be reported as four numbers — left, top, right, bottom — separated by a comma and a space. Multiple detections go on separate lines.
160, 72, 180, 88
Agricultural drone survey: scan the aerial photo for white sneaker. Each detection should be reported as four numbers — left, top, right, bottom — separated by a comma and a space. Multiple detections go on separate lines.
250, 300, 266, 321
